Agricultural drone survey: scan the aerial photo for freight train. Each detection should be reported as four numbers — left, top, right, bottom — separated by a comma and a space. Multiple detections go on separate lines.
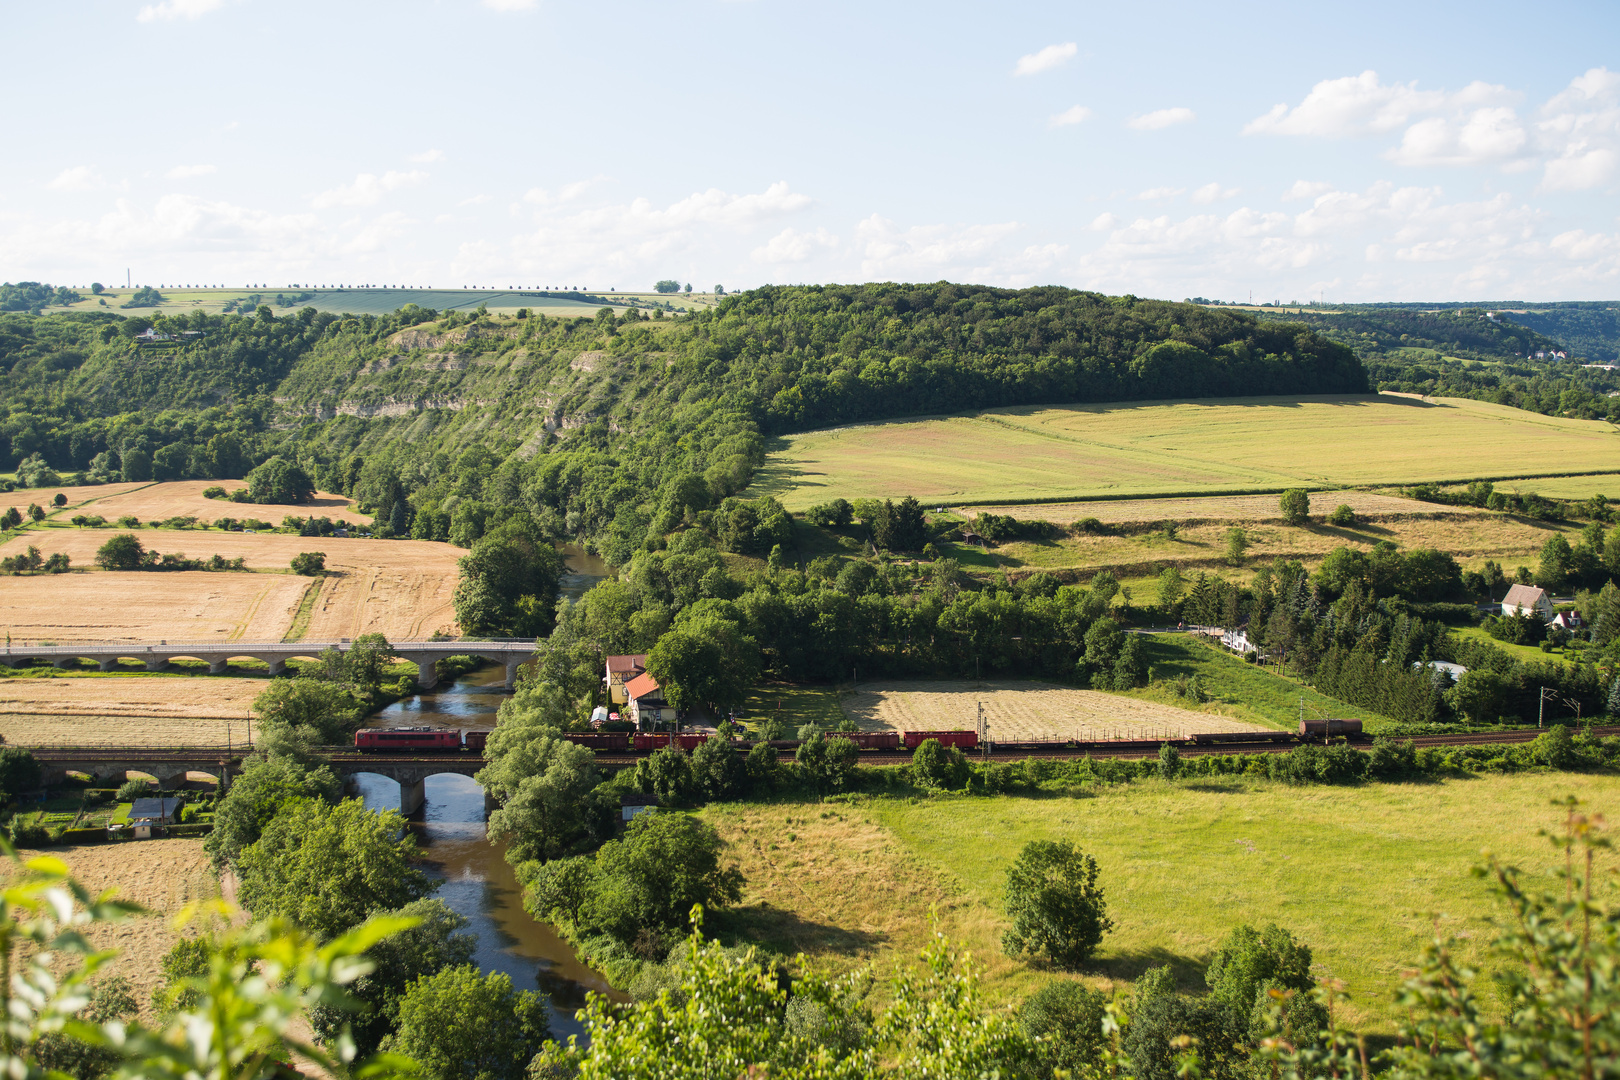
351, 727, 982, 753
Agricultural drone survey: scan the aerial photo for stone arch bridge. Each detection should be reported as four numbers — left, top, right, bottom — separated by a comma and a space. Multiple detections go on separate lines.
30, 748, 489, 817
4, 639, 536, 689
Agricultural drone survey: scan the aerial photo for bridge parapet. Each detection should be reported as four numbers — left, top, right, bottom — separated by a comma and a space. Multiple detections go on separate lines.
3, 640, 536, 688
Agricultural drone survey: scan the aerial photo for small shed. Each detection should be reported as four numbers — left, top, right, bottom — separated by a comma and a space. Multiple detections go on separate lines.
128, 797, 181, 839
621, 794, 659, 822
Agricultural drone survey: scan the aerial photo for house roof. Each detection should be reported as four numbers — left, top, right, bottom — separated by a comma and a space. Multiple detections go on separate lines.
129, 797, 181, 822
1503, 584, 1548, 606
624, 672, 661, 700
606, 653, 649, 675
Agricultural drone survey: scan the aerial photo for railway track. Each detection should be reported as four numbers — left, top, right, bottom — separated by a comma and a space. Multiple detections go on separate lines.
21, 725, 1618, 768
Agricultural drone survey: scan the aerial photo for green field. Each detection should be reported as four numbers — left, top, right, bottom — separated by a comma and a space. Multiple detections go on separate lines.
703, 773, 1620, 1034
1485, 472, 1620, 501
868, 773, 1620, 1030
752, 394, 1620, 510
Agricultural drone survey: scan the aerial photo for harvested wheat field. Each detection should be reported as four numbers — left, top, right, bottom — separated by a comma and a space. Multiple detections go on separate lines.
5, 840, 217, 1020
79, 480, 370, 529
840, 679, 1266, 741
0, 482, 144, 517
0, 572, 310, 642
0, 532, 460, 641
0, 711, 255, 747
977, 490, 1458, 525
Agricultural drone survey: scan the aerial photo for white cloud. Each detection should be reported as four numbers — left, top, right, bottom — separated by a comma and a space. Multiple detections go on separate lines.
1385, 106, 1528, 167
854, 214, 1020, 279
1191, 183, 1240, 204
1089, 213, 1120, 231
311, 170, 428, 208
460, 194, 491, 206
136, 0, 223, 21
1049, 105, 1092, 128
1281, 180, 1335, 201
48, 166, 103, 191
1127, 108, 1195, 131
1014, 42, 1076, 77
165, 164, 216, 179
408, 149, 444, 163
483, 0, 536, 9
752, 226, 839, 263
1133, 186, 1185, 201
1536, 67, 1620, 191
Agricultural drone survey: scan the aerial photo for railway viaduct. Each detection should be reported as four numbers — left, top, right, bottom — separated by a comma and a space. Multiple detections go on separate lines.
27, 748, 489, 817
2, 639, 536, 689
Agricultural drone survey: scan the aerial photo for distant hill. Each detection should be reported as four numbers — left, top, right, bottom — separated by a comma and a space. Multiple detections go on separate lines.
0, 282, 1367, 557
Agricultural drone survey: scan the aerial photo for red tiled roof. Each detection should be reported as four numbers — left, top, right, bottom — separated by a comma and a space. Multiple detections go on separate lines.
607, 653, 649, 674
624, 672, 661, 699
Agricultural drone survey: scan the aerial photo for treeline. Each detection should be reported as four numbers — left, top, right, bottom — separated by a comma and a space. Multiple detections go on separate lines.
1368, 355, 1620, 423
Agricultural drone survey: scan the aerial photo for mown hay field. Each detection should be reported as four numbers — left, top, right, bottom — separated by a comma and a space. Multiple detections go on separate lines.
0, 530, 460, 642
755, 394, 1620, 509
839, 679, 1270, 740
704, 774, 1620, 1032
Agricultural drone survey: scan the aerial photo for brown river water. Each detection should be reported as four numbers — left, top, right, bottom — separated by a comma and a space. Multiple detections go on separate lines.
350, 544, 620, 1040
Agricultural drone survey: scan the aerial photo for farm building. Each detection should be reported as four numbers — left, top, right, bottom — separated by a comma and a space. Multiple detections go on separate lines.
1501, 584, 1554, 621
623, 671, 675, 728
605, 653, 649, 705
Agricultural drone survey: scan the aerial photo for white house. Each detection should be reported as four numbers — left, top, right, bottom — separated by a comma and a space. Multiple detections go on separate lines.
1221, 627, 1258, 655
1501, 584, 1554, 621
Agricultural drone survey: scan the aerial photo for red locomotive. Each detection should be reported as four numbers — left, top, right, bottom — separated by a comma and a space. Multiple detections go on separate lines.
354, 727, 462, 751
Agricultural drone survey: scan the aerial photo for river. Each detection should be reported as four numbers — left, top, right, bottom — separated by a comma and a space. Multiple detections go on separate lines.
349, 542, 618, 1040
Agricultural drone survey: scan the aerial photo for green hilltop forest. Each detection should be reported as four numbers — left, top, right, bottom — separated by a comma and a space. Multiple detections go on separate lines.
1247, 301, 1620, 415
0, 282, 1364, 560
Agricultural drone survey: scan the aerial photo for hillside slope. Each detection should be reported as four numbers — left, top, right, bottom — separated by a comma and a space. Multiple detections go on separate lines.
0, 283, 1366, 558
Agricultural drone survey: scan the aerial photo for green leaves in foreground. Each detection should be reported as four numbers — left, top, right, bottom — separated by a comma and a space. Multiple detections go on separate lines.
0, 841, 422, 1080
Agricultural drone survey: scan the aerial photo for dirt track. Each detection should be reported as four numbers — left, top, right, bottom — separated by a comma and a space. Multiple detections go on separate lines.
840, 679, 1269, 741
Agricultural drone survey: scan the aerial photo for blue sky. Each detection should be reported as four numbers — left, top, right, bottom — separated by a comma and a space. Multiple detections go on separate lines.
4, 0, 1618, 301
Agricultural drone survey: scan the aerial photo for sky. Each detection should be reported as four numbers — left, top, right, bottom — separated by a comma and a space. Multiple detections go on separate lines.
3, 0, 1619, 302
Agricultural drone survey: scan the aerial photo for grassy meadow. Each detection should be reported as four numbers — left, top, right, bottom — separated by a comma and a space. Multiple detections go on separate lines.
754, 394, 1620, 510
937, 505, 1578, 583
703, 773, 1620, 1033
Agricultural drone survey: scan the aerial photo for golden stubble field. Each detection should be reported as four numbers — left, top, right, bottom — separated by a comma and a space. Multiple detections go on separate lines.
0, 675, 263, 747
0, 482, 145, 517
5, 840, 217, 1021
839, 679, 1265, 741
0, 529, 460, 642
77, 480, 372, 528
756, 394, 1620, 508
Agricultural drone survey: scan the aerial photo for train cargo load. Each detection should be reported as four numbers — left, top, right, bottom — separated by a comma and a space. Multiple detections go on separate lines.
633, 732, 671, 752
1298, 718, 1363, 738
902, 730, 979, 750
355, 727, 462, 751
462, 730, 490, 752
563, 732, 631, 752
1188, 731, 1297, 746
846, 731, 901, 751
673, 733, 709, 751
